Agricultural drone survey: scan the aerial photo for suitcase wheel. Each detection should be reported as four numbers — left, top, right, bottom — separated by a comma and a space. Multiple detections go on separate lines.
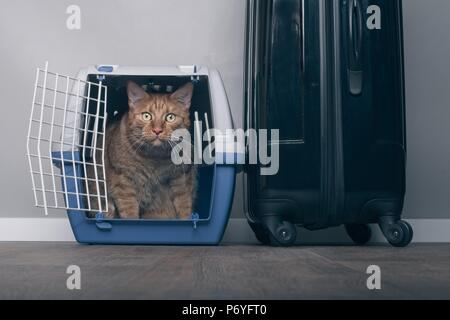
268, 221, 297, 247
345, 224, 372, 245
383, 220, 414, 248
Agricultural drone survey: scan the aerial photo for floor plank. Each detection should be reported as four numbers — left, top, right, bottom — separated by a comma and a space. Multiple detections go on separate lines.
0, 243, 448, 299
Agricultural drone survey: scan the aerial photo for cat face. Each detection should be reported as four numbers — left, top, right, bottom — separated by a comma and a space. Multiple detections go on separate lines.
125, 81, 193, 156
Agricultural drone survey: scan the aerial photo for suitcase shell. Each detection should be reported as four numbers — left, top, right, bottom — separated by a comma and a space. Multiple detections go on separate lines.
244, 0, 411, 246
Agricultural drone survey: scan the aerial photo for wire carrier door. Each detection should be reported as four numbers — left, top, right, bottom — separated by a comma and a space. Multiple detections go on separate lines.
26, 63, 109, 216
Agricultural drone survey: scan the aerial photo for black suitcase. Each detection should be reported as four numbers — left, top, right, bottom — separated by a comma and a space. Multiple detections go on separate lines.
244, 0, 412, 247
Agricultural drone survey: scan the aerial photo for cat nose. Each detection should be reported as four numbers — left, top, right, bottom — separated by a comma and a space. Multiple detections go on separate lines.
153, 128, 163, 136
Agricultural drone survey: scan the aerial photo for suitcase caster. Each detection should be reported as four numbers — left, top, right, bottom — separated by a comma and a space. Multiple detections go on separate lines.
261, 217, 297, 247
379, 217, 413, 247
345, 224, 372, 245
268, 221, 297, 247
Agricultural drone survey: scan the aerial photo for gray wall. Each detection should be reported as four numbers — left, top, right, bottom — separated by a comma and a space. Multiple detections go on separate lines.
0, 0, 449, 220
0, 0, 246, 218
403, 0, 450, 218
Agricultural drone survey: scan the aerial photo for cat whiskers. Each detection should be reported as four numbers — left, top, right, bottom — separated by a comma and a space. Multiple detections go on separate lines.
128, 137, 147, 154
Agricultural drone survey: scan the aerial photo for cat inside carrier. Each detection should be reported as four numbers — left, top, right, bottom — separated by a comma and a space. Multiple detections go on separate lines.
26, 63, 241, 245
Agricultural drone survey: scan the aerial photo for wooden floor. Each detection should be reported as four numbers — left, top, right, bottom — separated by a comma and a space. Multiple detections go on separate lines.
0, 243, 449, 300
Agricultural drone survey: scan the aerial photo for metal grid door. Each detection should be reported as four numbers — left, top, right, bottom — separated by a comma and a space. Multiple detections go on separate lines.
26, 63, 109, 216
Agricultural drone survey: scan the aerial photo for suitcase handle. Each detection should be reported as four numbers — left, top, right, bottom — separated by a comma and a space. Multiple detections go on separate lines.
348, 0, 364, 95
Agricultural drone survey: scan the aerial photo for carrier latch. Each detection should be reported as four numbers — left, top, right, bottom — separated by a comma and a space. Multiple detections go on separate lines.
191, 65, 200, 83
178, 65, 200, 83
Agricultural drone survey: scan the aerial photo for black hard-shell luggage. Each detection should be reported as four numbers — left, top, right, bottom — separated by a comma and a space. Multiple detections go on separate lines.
244, 0, 412, 246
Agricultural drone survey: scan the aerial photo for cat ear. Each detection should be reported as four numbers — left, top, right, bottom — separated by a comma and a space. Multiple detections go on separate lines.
171, 83, 194, 110
127, 81, 149, 109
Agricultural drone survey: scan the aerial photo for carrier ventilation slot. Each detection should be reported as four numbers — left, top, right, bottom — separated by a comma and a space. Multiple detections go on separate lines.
193, 111, 214, 162
204, 112, 213, 159
26, 62, 109, 216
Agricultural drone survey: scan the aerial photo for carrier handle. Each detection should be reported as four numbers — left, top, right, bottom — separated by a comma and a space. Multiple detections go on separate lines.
348, 0, 364, 96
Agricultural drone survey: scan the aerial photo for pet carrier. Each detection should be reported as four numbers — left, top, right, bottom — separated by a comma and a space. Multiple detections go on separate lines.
27, 62, 242, 245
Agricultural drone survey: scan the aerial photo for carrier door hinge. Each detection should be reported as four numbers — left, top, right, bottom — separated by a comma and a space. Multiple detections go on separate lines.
191, 213, 200, 230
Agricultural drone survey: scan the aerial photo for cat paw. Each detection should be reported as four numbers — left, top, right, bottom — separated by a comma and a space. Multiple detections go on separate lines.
119, 214, 140, 220
178, 212, 193, 220
141, 212, 177, 220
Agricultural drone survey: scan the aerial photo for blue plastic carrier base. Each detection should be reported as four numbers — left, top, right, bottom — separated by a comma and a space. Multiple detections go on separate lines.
53, 151, 235, 245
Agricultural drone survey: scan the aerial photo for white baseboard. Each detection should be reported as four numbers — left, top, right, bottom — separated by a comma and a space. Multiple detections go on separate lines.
0, 218, 76, 242
0, 218, 449, 243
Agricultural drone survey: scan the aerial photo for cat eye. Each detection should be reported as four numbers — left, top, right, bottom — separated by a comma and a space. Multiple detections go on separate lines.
165, 113, 177, 123
142, 112, 153, 121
